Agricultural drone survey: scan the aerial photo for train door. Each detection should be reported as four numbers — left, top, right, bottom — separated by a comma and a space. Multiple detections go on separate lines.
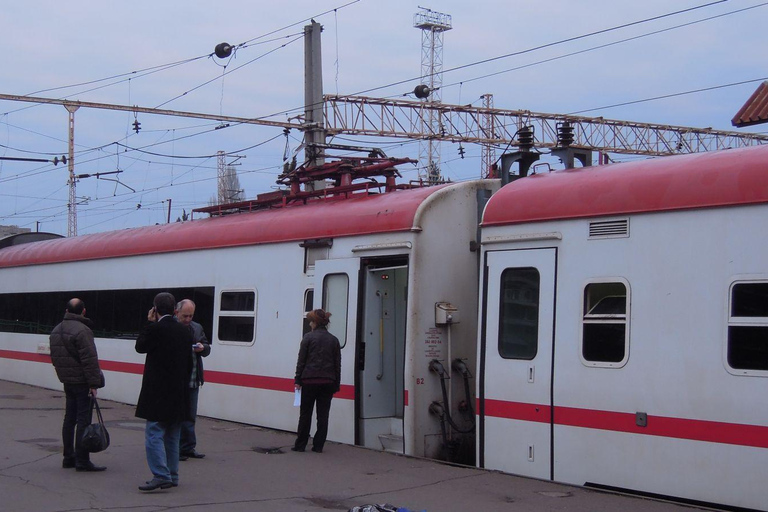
314, 258, 360, 445
358, 264, 407, 451
480, 248, 556, 480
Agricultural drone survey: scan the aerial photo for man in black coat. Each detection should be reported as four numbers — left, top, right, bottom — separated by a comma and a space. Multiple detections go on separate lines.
135, 292, 192, 491
49, 298, 106, 472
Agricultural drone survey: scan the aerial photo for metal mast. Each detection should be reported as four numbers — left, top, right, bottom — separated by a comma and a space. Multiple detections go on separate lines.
414, 7, 451, 183
304, 21, 326, 173
65, 104, 79, 237
481, 94, 496, 178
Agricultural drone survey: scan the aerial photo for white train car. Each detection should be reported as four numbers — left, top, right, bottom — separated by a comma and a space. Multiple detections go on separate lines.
0, 175, 495, 460
477, 145, 768, 510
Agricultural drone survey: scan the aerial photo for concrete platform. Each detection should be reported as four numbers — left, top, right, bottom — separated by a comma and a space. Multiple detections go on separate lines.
0, 379, 710, 512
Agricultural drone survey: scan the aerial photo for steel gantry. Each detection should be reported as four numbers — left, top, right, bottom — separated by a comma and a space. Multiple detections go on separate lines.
322, 94, 768, 157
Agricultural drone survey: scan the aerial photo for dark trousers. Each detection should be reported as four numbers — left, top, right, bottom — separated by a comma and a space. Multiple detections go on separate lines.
62, 384, 91, 465
294, 383, 335, 451
180, 386, 199, 453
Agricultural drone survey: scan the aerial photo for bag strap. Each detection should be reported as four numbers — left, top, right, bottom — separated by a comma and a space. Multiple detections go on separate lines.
90, 396, 105, 426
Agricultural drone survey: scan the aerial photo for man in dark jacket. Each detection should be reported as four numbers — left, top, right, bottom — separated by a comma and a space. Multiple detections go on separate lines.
135, 292, 193, 491
49, 298, 106, 472
175, 299, 211, 460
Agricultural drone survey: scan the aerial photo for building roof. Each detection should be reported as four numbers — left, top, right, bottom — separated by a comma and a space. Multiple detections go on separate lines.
732, 81, 768, 127
482, 144, 768, 227
0, 185, 447, 269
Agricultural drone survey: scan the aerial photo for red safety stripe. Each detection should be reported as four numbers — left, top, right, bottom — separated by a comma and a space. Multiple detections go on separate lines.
0, 350, 354, 400
480, 398, 768, 449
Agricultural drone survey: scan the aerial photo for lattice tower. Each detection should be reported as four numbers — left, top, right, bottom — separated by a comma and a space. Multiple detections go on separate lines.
414, 8, 451, 183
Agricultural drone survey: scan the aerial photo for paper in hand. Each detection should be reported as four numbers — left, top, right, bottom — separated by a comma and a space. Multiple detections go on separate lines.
293, 389, 301, 407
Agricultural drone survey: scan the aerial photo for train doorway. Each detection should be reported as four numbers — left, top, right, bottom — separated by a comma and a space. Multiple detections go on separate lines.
480, 248, 556, 480
314, 257, 361, 445
358, 261, 408, 452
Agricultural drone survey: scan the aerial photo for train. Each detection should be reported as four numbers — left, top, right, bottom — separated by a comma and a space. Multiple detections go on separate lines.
0, 146, 766, 510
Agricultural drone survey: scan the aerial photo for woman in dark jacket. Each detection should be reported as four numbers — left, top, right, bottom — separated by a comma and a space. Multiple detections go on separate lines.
292, 309, 341, 453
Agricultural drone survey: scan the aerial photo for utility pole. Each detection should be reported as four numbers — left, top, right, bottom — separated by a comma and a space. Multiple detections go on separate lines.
65, 103, 79, 237
414, 7, 452, 183
304, 20, 326, 181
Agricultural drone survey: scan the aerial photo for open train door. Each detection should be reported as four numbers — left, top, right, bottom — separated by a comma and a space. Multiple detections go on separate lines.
479, 248, 556, 480
314, 258, 361, 445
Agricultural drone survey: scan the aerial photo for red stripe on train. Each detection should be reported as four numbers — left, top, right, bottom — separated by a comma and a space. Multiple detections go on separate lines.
480, 398, 768, 449
0, 350, 354, 400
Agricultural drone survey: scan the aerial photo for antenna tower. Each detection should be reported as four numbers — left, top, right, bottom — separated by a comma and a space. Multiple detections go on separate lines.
414, 7, 451, 183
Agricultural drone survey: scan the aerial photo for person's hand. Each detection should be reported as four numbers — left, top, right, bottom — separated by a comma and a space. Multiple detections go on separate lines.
89, 388, 98, 397
295, 384, 301, 390
147, 307, 158, 322
193, 343, 204, 353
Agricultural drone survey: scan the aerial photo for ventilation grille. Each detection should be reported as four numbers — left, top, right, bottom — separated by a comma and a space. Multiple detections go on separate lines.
589, 219, 629, 239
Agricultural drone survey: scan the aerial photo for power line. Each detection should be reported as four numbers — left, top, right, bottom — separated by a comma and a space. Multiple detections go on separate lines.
569, 76, 768, 115
346, 0, 731, 97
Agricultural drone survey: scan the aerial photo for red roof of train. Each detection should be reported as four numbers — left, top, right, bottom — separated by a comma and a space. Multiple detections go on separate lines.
483, 144, 768, 227
0, 185, 447, 268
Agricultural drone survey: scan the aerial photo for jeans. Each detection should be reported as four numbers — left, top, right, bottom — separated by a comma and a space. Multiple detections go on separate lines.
62, 383, 91, 466
179, 386, 199, 454
294, 383, 335, 451
145, 420, 182, 483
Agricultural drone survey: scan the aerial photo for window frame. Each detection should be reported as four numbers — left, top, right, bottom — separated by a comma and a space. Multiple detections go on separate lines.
322, 273, 349, 349
497, 266, 541, 360
725, 278, 768, 377
216, 289, 257, 346
579, 278, 630, 368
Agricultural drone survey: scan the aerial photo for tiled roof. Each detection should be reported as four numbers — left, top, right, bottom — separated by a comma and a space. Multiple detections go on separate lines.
732, 81, 768, 127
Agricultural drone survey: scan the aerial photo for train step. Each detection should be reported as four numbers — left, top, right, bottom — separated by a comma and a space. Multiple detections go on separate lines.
378, 433, 404, 454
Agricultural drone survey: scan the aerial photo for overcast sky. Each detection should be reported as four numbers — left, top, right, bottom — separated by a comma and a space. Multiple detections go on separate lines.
1, 0, 766, 235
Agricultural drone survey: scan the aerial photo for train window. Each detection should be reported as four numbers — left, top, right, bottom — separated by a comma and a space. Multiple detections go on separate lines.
322, 273, 348, 348
303, 289, 314, 336
0, 287, 214, 340
498, 267, 540, 360
581, 282, 629, 367
218, 291, 256, 344
727, 282, 768, 373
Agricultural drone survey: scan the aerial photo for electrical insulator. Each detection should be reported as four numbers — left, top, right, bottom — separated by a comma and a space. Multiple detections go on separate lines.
518, 126, 534, 150
133, 120, 141, 134
215, 42, 233, 59
557, 122, 574, 147
458, 145, 465, 158
414, 84, 431, 99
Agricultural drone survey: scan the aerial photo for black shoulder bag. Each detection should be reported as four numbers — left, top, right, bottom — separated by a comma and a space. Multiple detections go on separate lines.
81, 396, 110, 452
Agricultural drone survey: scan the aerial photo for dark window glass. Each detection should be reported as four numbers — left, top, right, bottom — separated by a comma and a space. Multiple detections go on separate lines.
582, 283, 628, 364
0, 287, 215, 340
728, 282, 768, 372
220, 292, 255, 311
582, 324, 626, 362
498, 267, 540, 360
303, 289, 314, 336
218, 316, 255, 343
731, 283, 768, 317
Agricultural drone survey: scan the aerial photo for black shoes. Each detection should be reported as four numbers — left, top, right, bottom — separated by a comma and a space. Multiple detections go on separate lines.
290, 446, 305, 452
180, 450, 205, 459
62, 459, 76, 469
75, 462, 106, 472
311, 447, 323, 453
139, 478, 173, 491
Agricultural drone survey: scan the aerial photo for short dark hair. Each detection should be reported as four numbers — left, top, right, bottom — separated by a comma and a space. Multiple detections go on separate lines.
154, 292, 176, 316
66, 298, 85, 315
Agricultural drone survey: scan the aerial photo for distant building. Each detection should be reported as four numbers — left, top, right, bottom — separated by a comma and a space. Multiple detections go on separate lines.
0, 225, 31, 238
